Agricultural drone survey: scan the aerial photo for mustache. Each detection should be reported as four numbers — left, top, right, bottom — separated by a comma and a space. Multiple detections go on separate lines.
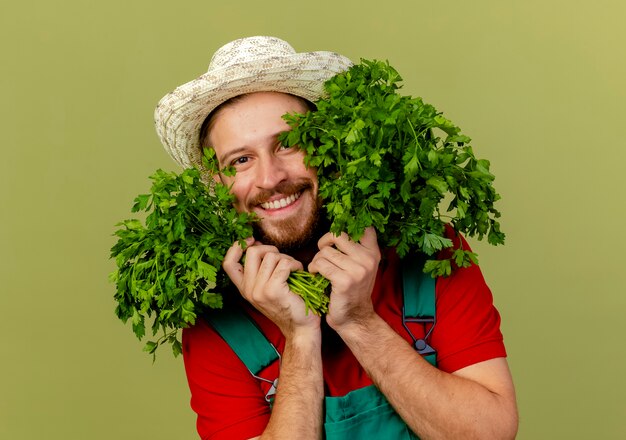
247, 179, 314, 207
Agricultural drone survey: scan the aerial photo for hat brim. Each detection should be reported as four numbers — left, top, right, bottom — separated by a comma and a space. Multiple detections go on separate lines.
155, 51, 352, 169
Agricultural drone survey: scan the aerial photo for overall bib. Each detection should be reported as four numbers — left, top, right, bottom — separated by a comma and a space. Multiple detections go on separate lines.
207, 254, 436, 439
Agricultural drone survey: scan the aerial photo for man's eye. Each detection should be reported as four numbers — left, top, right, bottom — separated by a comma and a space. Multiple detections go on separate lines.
232, 156, 249, 166
279, 143, 293, 150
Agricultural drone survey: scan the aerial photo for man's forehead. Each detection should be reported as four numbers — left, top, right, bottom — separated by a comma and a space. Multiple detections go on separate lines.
211, 94, 301, 135
202, 92, 310, 150
209, 94, 303, 163
223, 91, 309, 111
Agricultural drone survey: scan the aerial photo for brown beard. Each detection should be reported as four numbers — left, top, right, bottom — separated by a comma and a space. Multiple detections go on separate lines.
252, 206, 321, 254
249, 179, 322, 253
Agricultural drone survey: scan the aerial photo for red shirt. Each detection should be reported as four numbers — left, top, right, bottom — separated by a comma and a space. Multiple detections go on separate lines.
182, 236, 506, 440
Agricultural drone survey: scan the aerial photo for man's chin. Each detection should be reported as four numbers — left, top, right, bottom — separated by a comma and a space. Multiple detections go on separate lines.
253, 225, 313, 254
253, 214, 323, 255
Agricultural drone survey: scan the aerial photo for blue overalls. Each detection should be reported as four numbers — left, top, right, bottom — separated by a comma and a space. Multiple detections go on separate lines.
206, 254, 436, 439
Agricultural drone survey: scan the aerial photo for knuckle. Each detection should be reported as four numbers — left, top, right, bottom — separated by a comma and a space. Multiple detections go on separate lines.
352, 265, 367, 281
249, 286, 266, 303
276, 258, 293, 270
244, 246, 261, 260
263, 252, 281, 266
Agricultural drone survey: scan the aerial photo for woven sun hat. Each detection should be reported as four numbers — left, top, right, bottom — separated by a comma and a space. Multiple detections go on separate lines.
154, 36, 353, 169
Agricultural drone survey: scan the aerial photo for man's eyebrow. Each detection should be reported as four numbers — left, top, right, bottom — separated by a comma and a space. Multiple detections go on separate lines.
218, 147, 248, 166
218, 129, 288, 165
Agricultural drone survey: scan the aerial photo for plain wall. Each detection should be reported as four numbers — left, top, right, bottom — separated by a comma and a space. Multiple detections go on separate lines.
1, 1, 625, 438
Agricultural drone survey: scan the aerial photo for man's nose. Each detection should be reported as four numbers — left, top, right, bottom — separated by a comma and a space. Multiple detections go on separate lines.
256, 155, 288, 189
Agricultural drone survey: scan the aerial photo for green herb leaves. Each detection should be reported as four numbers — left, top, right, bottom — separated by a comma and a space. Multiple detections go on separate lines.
280, 59, 505, 276
110, 162, 255, 359
112, 60, 506, 358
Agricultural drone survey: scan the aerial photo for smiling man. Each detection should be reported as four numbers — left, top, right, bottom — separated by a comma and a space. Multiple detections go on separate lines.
203, 92, 321, 254
154, 36, 518, 440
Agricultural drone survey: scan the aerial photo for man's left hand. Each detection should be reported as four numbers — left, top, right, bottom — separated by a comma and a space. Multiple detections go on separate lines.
308, 226, 381, 330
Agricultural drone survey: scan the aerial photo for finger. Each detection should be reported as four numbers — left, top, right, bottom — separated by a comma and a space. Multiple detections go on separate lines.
309, 245, 351, 272
243, 244, 280, 273
246, 255, 303, 306
310, 229, 381, 280
241, 244, 281, 291
256, 252, 303, 285
359, 227, 379, 251
272, 257, 304, 285
317, 231, 350, 251
222, 238, 254, 290
319, 227, 380, 257
308, 252, 334, 276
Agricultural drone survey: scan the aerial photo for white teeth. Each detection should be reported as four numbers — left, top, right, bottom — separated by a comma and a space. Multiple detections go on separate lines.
260, 192, 301, 210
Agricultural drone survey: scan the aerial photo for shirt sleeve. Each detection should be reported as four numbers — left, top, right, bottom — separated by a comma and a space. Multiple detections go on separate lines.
182, 319, 270, 440
431, 232, 507, 373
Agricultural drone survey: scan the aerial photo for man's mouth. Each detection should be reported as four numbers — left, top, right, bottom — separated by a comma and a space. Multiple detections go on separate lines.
259, 191, 302, 210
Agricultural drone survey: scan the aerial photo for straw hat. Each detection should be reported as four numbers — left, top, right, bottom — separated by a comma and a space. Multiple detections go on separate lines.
154, 36, 353, 169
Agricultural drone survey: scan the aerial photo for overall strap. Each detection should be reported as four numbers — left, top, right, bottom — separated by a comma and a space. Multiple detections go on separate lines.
205, 308, 279, 376
401, 254, 437, 367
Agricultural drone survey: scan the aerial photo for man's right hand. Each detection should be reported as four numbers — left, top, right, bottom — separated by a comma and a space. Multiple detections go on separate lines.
223, 238, 325, 440
222, 238, 321, 337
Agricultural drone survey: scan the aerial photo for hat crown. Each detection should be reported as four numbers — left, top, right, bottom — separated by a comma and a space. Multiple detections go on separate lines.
208, 36, 296, 71
155, 36, 352, 170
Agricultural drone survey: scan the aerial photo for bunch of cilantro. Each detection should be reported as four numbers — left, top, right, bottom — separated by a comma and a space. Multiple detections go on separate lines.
109, 152, 253, 357
110, 151, 328, 358
111, 59, 504, 358
280, 59, 504, 277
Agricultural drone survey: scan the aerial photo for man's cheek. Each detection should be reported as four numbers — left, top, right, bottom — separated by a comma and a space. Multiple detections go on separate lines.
233, 198, 248, 213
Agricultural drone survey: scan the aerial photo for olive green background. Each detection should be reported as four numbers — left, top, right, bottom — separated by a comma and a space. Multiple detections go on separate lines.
1, 1, 624, 438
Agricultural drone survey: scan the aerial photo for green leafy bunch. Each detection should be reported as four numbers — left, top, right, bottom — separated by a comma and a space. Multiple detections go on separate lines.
109, 151, 255, 358
280, 59, 505, 276
111, 151, 330, 358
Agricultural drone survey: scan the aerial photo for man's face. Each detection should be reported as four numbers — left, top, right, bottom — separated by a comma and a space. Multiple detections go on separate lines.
208, 92, 320, 252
